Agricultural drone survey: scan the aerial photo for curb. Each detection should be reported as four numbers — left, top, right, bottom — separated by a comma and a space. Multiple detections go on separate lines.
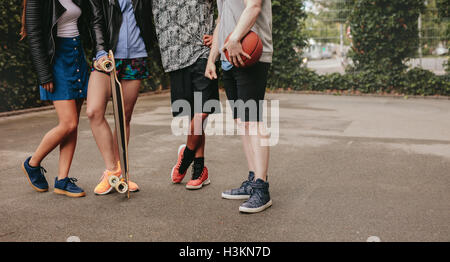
267, 89, 450, 100
0, 89, 171, 118
1, 88, 448, 118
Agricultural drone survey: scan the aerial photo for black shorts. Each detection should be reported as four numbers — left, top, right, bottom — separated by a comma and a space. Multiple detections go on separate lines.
223, 62, 271, 122
169, 58, 220, 118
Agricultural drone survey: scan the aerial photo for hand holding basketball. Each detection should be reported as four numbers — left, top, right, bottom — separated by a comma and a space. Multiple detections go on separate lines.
222, 35, 251, 67
223, 31, 263, 68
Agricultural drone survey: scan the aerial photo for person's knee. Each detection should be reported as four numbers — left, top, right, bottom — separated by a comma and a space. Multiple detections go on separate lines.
59, 120, 78, 135
86, 106, 103, 123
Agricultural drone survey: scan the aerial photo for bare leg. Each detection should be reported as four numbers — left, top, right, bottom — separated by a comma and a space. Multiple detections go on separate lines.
237, 119, 256, 173
112, 80, 141, 161
29, 100, 81, 168
247, 122, 269, 181
194, 134, 206, 158
57, 99, 84, 180
187, 113, 208, 157
86, 71, 116, 171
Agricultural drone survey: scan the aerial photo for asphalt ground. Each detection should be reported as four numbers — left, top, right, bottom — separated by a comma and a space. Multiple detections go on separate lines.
0, 92, 449, 242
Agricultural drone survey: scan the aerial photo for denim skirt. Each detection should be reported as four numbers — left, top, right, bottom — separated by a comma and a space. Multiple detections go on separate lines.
40, 36, 89, 101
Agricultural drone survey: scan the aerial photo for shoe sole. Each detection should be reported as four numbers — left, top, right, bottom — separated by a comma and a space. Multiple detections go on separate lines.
239, 200, 273, 213
54, 188, 86, 198
21, 163, 48, 193
94, 185, 113, 195
171, 144, 186, 184
186, 178, 211, 190
221, 193, 251, 200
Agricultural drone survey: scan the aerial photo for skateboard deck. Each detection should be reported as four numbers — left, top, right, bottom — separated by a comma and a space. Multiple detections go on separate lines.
102, 50, 130, 198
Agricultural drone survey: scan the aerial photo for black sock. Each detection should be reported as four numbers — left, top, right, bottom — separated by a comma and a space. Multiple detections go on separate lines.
193, 157, 205, 179
179, 146, 195, 174
194, 157, 204, 170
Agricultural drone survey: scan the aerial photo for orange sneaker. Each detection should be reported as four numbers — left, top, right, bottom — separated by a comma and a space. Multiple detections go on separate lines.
120, 178, 139, 192
171, 144, 188, 183
186, 166, 210, 190
94, 168, 121, 195
116, 161, 139, 192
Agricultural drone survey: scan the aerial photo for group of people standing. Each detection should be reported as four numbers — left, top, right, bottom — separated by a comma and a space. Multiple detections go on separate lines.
20, 0, 273, 214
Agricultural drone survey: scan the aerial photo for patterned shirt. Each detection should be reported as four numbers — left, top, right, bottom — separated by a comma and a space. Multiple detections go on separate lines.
152, 0, 215, 72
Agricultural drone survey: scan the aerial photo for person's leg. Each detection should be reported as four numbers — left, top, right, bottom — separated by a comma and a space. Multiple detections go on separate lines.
185, 113, 211, 189
29, 100, 82, 168
237, 119, 256, 174
57, 99, 84, 180
112, 79, 141, 160
247, 122, 269, 182
86, 70, 117, 171
187, 113, 209, 156
236, 63, 272, 213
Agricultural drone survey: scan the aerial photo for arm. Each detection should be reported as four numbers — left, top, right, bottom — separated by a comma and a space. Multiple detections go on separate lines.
25, 0, 53, 86
223, 0, 262, 67
205, 18, 221, 80
87, 0, 107, 60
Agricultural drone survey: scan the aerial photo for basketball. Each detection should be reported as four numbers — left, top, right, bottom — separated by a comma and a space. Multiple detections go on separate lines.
225, 31, 263, 67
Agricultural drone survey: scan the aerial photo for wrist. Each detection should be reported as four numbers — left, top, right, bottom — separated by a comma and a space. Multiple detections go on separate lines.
208, 53, 219, 64
228, 33, 240, 43
95, 50, 108, 61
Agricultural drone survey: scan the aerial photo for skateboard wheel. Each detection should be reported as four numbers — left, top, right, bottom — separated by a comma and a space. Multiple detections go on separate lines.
101, 60, 114, 72
115, 181, 128, 194
109, 175, 120, 187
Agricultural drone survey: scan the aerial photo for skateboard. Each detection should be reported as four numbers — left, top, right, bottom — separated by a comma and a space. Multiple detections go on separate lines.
98, 51, 130, 198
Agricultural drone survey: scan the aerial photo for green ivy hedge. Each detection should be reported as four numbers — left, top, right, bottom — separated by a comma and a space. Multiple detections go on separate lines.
0, 0, 448, 113
268, 0, 308, 89
0, 0, 168, 112
348, 0, 425, 73
293, 68, 450, 96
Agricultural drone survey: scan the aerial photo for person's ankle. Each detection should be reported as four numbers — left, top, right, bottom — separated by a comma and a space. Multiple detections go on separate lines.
106, 163, 118, 172
28, 157, 40, 168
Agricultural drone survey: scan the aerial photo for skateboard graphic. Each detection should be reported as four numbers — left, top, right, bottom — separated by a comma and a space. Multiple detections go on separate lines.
98, 50, 130, 198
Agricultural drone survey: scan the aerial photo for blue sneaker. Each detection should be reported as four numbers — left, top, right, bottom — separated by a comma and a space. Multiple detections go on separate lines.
54, 177, 86, 198
239, 179, 272, 213
21, 156, 49, 192
222, 171, 255, 200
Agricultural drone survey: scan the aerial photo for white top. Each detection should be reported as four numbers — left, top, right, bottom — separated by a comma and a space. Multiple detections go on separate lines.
57, 0, 82, 38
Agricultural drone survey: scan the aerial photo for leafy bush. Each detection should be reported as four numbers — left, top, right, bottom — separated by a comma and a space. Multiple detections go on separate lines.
348, 0, 425, 73
0, 0, 167, 112
268, 0, 308, 89
0, 0, 43, 112
294, 68, 450, 96
0, 0, 448, 112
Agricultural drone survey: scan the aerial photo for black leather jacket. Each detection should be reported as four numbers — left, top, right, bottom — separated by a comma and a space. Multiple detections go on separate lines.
25, 0, 104, 85
97, 0, 158, 55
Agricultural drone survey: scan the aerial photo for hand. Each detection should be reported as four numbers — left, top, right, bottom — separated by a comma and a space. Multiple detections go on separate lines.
94, 55, 108, 71
43, 82, 54, 93
222, 36, 251, 67
205, 61, 217, 80
203, 34, 213, 48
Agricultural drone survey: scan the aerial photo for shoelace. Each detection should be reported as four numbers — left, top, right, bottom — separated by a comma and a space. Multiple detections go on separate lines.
40, 167, 47, 176
68, 178, 78, 185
